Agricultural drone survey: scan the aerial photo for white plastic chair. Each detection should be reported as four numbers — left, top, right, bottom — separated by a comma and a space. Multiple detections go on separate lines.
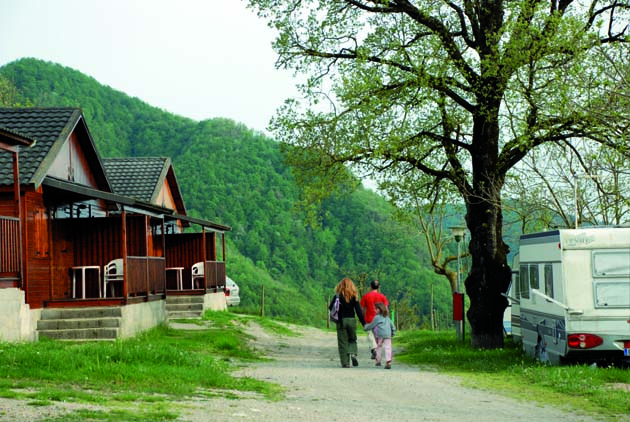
103, 258, 124, 298
191, 262, 204, 289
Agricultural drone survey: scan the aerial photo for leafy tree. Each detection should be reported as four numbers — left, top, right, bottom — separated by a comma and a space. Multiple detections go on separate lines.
507, 140, 630, 231
249, 0, 630, 348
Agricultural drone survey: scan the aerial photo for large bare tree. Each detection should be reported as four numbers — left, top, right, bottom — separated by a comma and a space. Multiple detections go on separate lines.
249, 0, 629, 348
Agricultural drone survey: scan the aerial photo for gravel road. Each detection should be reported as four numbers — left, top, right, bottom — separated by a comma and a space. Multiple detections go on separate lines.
181, 322, 602, 421
0, 322, 604, 421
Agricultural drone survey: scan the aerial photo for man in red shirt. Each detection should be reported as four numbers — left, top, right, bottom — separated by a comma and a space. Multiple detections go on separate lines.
360, 280, 389, 359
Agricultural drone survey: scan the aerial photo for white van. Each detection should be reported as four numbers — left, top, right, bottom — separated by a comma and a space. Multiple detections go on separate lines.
507, 227, 630, 365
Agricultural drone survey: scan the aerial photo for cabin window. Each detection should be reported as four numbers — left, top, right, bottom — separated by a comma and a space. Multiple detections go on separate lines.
512, 272, 520, 300
544, 264, 554, 298
592, 250, 630, 277
519, 265, 530, 299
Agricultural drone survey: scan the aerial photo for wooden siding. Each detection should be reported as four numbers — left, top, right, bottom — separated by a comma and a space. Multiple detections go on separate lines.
24, 192, 50, 308
125, 215, 163, 258
48, 132, 99, 187
0, 192, 17, 217
156, 179, 176, 210
206, 232, 217, 260
50, 217, 124, 299
164, 232, 204, 286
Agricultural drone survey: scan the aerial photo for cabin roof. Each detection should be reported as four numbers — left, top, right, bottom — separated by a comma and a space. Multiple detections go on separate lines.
0, 126, 36, 150
102, 157, 187, 215
0, 108, 110, 191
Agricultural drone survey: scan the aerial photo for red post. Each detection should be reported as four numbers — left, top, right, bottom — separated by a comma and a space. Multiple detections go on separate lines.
453, 292, 464, 321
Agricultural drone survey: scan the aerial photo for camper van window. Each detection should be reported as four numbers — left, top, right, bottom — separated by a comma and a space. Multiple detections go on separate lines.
519, 265, 530, 298
544, 264, 554, 298
529, 265, 540, 290
592, 250, 630, 277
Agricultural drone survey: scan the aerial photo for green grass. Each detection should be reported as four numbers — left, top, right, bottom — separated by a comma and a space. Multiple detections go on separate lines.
396, 330, 630, 420
0, 310, 286, 420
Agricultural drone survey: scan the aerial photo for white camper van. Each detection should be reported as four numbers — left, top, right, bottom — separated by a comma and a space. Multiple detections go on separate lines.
506, 258, 521, 343
509, 227, 630, 365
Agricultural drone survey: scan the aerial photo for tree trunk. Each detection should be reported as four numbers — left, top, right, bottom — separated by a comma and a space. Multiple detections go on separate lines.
464, 199, 511, 349
463, 110, 512, 349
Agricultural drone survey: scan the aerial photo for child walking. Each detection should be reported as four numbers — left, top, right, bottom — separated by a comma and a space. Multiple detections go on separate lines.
363, 302, 396, 369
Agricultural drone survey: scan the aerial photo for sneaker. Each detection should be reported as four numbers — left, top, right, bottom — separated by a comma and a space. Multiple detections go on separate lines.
375, 362, 382, 367
385, 362, 391, 369
371, 349, 377, 360
342, 363, 350, 368
351, 355, 359, 367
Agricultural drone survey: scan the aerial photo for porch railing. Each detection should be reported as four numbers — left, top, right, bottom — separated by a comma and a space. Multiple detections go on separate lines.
127, 256, 166, 296
205, 261, 226, 290
0, 216, 20, 275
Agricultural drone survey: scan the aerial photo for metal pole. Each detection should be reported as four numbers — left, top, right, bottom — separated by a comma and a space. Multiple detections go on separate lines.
456, 241, 461, 292
574, 174, 578, 229
457, 240, 461, 341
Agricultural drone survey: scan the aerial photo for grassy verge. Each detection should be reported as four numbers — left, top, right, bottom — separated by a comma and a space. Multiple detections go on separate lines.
396, 330, 630, 420
0, 310, 287, 421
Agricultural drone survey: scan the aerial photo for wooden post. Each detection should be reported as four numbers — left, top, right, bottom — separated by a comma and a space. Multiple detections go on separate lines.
260, 285, 265, 317
430, 284, 435, 331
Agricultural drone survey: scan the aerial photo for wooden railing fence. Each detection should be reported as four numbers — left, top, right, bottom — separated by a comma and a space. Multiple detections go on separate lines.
127, 256, 166, 297
0, 216, 20, 274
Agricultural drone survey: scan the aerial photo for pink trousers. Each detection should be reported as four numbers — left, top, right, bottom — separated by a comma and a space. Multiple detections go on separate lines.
375, 337, 392, 363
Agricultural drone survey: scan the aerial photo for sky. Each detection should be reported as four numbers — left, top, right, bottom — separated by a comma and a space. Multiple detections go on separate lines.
0, 0, 299, 133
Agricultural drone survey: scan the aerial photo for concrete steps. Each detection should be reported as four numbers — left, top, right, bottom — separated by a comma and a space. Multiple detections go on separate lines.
166, 295, 204, 320
37, 307, 122, 341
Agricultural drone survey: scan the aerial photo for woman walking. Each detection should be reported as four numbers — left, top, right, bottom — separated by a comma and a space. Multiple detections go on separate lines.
329, 278, 366, 368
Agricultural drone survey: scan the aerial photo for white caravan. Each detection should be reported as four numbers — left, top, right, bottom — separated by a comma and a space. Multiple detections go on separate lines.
508, 227, 630, 365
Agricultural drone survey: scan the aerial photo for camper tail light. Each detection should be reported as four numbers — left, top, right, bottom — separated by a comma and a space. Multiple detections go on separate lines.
567, 334, 604, 349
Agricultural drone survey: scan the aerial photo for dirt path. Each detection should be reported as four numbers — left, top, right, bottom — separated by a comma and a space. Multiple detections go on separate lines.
0, 322, 603, 421
179, 322, 601, 421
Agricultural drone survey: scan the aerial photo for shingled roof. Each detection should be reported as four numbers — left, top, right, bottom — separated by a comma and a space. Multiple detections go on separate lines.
103, 157, 187, 214
0, 108, 108, 189
0, 126, 36, 150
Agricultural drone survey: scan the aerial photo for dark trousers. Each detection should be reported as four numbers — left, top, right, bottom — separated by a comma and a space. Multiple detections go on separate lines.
336, 317, 358, 366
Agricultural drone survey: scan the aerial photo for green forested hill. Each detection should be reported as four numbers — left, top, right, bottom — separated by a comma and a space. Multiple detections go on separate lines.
0, 58, 452, 326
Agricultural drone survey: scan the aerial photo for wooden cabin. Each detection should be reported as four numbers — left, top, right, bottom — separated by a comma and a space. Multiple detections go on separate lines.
0, 108, 230, 342
103, 157, 231, 294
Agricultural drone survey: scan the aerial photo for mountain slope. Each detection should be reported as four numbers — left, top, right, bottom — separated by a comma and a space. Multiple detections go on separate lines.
0, 58, 452, 326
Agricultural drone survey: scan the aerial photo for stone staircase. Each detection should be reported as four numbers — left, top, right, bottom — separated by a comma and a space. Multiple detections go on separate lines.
166, 295, 205, 320
37, 307, 122, 341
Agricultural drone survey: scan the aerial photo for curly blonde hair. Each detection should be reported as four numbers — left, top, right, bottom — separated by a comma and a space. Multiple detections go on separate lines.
335, 277, 358, 302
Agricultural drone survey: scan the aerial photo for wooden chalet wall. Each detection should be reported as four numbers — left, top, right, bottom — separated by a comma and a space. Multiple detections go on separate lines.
0, 193, 16, 216
50, 217, 124, 299
48, 132, 99, 188
126, 215, 163, 257
164, 233, 203, 289
23, 191, 50, 308
206, 232, 217, 260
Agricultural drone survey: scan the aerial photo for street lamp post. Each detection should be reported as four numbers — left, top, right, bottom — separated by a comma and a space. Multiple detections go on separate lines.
450, 226, 466, 342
